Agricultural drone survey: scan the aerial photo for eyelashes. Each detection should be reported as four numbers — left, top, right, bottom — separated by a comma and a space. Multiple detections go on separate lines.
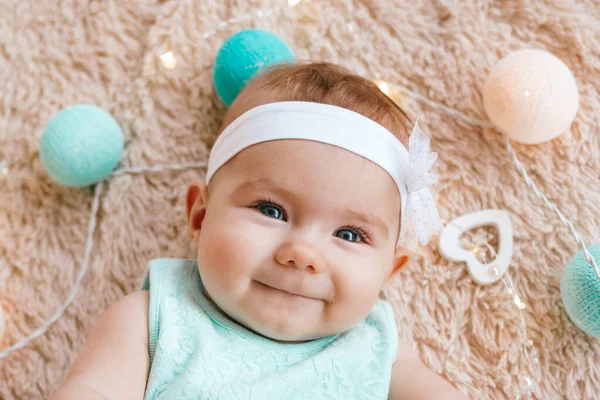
335, 225, 369, 243
251, 198, 287, 221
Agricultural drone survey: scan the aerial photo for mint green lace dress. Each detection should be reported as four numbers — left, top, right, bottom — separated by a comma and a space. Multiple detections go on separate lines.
140, 258, 398, 399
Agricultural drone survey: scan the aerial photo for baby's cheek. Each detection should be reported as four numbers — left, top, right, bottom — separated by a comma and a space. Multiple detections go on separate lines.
331, 264, 383, 329
198, 216, 258, 289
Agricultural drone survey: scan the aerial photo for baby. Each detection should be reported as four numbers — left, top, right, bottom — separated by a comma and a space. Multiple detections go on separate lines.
52, 62, 468, 399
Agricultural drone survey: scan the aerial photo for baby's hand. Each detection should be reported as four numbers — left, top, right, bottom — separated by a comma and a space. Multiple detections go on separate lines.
388, 340, 469, 400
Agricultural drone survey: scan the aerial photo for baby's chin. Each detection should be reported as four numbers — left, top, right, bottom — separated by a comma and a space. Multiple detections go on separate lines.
227, 303, 337, 343
203, 282, 337, 342
242, 316, 332, 343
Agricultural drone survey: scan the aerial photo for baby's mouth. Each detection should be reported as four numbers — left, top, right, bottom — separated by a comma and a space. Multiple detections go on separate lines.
256, 280, 318, 300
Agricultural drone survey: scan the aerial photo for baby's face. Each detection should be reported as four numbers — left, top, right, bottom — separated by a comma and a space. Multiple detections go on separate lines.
189, 140, 406, 342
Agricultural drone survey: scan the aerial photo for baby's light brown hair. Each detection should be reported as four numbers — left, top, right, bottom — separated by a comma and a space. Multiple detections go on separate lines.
219, 62, 412, 146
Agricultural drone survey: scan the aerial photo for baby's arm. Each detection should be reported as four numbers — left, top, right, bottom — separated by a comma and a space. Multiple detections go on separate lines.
51, 291, 150, 400
389, 339, 469, 400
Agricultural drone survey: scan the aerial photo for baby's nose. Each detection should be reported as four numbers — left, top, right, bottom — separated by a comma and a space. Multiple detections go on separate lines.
274, 241, 326, 273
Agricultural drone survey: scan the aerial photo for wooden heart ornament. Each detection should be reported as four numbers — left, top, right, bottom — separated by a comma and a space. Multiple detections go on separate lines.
439, 209, 513, 285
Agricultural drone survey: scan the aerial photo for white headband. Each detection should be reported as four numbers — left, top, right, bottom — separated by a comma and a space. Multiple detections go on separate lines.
206, 101, 443, 249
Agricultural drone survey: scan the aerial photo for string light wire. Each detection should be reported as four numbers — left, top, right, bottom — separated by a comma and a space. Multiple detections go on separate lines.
454, 227, 537, 399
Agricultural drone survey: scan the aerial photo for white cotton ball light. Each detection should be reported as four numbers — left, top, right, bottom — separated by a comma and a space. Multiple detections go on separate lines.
483, 49, 579, 145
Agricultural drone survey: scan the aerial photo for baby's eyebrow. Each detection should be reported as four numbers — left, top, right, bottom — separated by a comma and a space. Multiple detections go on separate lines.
341, 209, 390, 239
233, 178, 295, 199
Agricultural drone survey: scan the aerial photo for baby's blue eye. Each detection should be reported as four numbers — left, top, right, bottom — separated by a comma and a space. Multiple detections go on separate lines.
335, 228, 365, 243
257, 203, 285, 220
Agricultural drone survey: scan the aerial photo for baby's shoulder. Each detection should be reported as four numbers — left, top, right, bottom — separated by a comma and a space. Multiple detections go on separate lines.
115, 290, 150, 310
106, 291, 150, 340
96, 291, 150, 344
121, 290, 150, 310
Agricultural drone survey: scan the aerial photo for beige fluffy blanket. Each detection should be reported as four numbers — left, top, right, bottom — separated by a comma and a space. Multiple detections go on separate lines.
1, 0, 600, 398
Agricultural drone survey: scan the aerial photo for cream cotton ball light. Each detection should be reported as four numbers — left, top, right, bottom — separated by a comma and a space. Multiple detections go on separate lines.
483, 49, 579, 144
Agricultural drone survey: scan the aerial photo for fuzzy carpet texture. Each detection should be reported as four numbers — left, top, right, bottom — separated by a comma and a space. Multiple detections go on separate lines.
1, 0, 600, 399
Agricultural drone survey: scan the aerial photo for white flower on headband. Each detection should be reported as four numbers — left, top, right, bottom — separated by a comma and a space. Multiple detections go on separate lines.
399, 121, 444, 250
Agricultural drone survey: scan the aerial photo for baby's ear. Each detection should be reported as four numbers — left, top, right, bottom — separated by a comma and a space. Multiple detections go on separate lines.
386, 247, 412, 281
185, 180, 209, 249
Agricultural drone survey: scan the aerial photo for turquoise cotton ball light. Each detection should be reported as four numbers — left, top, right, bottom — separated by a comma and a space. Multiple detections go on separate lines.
40, 105, 124, 187
213, 29, 295, 106
561, 243, 600, 337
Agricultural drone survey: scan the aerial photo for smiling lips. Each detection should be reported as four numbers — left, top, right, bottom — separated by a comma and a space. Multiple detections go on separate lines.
257, 281, 318, 300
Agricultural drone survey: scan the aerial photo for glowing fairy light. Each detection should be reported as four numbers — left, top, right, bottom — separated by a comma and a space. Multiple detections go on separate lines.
160, 51, 177, 70
376, 81, 391, 95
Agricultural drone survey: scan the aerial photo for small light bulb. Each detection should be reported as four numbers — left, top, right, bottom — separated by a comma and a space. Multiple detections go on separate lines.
160, 51, 177, 70
376, 81, 390, 95
514, 295, 527, 310
288, 0, 303, 6
488, 266, 500, 278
